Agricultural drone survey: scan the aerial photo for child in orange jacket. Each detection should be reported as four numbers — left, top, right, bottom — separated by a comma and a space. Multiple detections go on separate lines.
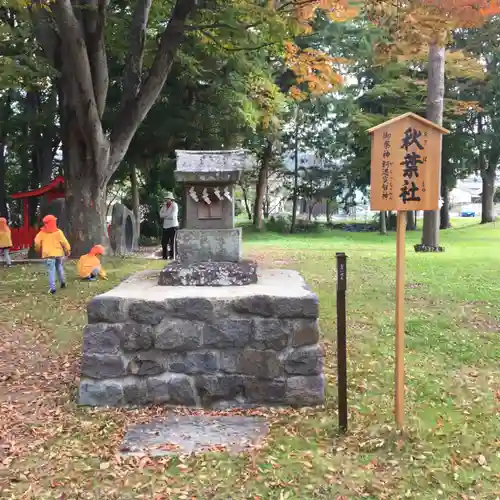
0, 217, 12, 267
34, 215, 71, 294
77, 245, 107, 281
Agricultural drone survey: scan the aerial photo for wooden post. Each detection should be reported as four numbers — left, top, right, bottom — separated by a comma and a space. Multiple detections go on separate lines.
395, 211, 406, 429
336, 252, 348, 433
367, 113, 449, 429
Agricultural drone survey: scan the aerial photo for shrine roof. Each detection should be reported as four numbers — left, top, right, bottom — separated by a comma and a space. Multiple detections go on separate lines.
175, 150, 254, 173
11, 175, 65, 200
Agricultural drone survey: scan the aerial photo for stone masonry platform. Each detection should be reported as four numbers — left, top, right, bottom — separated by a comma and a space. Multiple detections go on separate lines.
79, 269, 325, 409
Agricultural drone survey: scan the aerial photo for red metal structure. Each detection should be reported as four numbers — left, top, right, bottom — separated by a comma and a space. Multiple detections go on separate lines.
9, 176, 65, 251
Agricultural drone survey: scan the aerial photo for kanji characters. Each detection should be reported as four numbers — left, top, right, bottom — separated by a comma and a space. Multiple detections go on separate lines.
399, 180, 421, 203
401, 127, 424, 151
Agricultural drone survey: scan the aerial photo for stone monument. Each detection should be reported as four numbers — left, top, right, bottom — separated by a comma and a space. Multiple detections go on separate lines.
109, 203, 139, 255
160, 150, 257, 286
79, 149, 325, 409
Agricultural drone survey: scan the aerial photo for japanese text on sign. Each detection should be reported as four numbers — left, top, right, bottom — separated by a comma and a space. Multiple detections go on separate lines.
399, 127, 428, 205
369, 112, 449, 212
382, 131, 393, 201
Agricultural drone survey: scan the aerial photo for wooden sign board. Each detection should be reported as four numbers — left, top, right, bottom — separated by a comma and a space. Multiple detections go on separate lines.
369, 113, 449, 212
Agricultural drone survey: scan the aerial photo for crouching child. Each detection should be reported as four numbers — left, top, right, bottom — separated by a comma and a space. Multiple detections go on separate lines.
77, 245, 107, 281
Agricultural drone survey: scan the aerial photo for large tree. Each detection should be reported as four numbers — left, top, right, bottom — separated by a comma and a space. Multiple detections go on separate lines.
365, 0, 492, 248
26, 0, 351, 255
29, 0, 200, 254
455, 17, 500, 223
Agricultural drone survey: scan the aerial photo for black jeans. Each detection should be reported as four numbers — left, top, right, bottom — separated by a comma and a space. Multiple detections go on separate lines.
162, 227, 178, 259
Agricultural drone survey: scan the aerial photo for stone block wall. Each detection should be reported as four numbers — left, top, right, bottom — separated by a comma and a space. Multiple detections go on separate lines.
79, 292, 325, 408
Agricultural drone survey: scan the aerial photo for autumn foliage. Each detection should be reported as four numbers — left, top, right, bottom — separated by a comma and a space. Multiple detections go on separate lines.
365, 0, 493, 50
279, 0, 356, 100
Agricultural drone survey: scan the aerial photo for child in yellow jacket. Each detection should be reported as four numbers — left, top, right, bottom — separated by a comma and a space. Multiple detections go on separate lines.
0, 217, 12, 267
77, 244, 107, 281
34, 215, 71, 294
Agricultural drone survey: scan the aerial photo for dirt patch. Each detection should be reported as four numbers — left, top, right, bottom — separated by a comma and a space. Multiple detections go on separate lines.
458, 303, 500, 334
247, 249, 294, 269
451, 366, 500, 406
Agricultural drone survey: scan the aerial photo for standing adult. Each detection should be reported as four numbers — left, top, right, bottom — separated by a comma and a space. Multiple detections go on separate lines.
159, 191, 179, 260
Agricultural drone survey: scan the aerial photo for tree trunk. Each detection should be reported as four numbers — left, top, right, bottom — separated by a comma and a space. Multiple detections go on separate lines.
253, 140, 272, 229
264, 167, 270, 218
421, 42, 445, 251
407, 210, 416, 231
64, 119, 109, 256
481, 165, 496, 223
0, 94, 11, 219
241, 183, 252, 220
290, 114, 300, 234
380, 211, 387, 234
440, 184, 451, 229
130, 164, 141, 237
308, 201, 316, 221
28, 87, 58, 218
0, 142, 6, 219
326, 199, 331, 223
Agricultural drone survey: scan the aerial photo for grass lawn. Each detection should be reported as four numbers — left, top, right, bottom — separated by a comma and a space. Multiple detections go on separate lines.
1, 219, 500, 499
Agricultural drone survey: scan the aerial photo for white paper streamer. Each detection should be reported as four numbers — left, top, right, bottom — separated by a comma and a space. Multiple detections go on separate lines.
202, 187, 211, 204
189, 186, 199, 202
213, 186, 223, 200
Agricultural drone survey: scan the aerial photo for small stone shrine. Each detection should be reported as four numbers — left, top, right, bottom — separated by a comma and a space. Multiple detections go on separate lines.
79, 149, 325, 409
159, 150, 257, 286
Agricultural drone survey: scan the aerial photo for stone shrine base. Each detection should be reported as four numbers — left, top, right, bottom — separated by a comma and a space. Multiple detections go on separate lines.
158, 260, 258, 286
79, 269, 325, 409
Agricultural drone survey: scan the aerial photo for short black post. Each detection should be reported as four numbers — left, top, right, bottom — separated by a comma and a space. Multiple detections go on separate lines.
336, 252, 348, 433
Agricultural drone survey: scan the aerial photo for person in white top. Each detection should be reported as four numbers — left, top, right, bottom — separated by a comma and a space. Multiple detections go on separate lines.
159, 191, 179, 260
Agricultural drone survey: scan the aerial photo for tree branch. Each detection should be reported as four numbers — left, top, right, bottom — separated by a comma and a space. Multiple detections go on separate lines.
52, 0, 106, 163
78, 0, 109, 118
121, 0, 153, 108
29, 5, 60, 69
108, 0, 197, 175
185, 20, 264, 31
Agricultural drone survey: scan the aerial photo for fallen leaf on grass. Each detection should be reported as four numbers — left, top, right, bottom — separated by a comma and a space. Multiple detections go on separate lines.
154, 443, 182, 451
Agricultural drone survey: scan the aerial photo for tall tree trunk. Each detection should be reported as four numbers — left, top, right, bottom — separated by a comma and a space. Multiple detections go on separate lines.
421, 42, 445, 250
264, 167, 270, 218
130, 164, 141, 237
0, 141, 6, 219
440, 184, 451, 229
380, 211, 387, 234
326, 199, 331, 223
28, 87, 58, 218
481, 163, 496, 223
308, 201, 315, 221
407, 210, 416, 231
253, 140, 272, 229
0, 93, 12, 219
240, 183, 252, 220
290, 114, 300, 234
64, 125, 109, 256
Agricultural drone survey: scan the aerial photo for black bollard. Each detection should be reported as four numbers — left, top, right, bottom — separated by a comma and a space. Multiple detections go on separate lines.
336, 252, 348, 433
